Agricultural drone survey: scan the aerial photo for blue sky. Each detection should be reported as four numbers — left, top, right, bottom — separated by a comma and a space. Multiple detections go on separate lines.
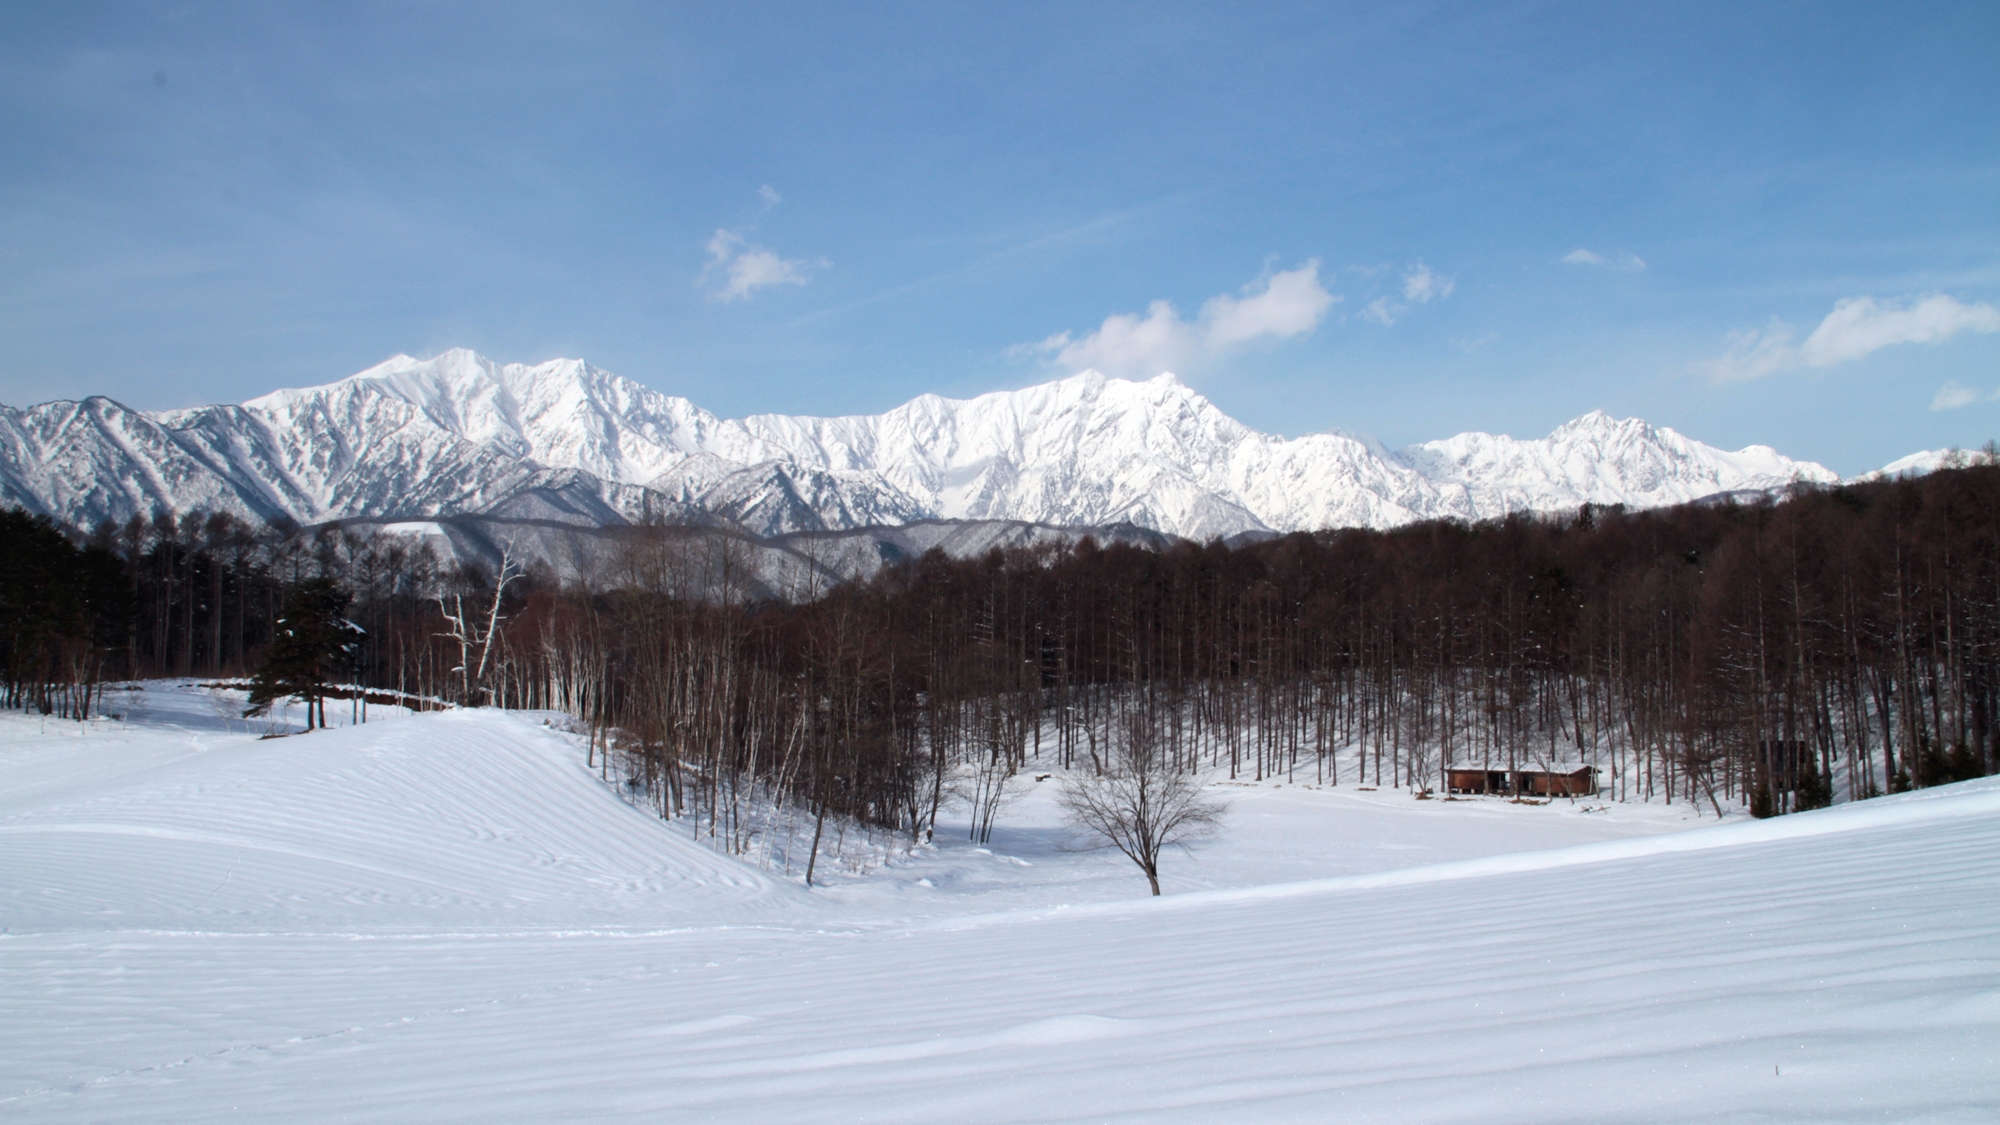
2, 2, 1996, 474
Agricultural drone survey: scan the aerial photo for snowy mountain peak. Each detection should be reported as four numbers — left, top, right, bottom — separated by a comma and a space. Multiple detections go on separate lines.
1848, 446, 1995, 483
1546, 409, 1641, 440
244, 350, 726, 487
0, 349, 1900, 539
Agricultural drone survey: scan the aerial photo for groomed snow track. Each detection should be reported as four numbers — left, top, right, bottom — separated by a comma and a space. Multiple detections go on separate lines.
2, 687, 1996, 1122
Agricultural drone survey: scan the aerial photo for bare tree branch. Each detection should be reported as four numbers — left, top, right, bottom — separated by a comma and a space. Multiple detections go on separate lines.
1059, 708, 1226, 895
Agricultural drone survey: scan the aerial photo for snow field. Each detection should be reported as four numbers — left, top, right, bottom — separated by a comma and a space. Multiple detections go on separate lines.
2, 682, 1996, 1122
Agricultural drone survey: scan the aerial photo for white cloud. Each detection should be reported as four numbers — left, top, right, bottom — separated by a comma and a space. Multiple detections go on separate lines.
758, 184, 782, 207
1931, 382, 1984, 410
1800, 294, 2000, 367
1042, 300, 1200, 379
1202, 262, 1339, 347
1562, 248, 1646, 271
702, 229, 822, 302
1701, 293, 2000, 383
1034, 262, 1337, 378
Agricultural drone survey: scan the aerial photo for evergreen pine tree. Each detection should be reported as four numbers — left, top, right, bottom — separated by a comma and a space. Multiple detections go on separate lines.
1795, 750, 1832, 811
245, 577, 360, 730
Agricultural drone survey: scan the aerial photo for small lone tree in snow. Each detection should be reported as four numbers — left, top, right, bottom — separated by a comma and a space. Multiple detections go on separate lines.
1059, 708, 1225, 895
245, 577, 361, 731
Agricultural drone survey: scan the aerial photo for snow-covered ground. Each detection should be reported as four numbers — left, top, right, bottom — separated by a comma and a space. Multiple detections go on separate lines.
3, 681, 1995, 1122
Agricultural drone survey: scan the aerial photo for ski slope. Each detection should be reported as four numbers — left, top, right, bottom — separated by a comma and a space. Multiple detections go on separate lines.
3, 682, 1996, 1122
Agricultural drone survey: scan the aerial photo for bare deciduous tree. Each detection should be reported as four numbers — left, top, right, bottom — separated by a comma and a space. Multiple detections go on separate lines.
1059, 709, 1226, 895
436, 547, 521, 705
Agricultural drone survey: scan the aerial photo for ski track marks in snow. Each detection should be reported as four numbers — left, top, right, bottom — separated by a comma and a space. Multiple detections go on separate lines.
2, 681, 1997, 1122
0, 692, 787, 934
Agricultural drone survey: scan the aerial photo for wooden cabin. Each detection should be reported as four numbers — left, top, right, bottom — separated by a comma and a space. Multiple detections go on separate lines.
1445, 767, 1596, 797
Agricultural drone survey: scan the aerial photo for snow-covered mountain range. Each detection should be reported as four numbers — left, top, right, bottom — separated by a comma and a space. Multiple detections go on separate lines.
0, 348, 1919, 539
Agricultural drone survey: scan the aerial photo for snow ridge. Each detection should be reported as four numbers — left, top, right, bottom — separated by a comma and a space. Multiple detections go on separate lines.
3, 349, 1865, 537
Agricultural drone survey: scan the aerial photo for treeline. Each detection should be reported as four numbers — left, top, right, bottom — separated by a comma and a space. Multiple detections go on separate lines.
0, 510, 125, 717
6, 460, 1998, 842
0, 510, 480, 713
521, 460, 2000, 847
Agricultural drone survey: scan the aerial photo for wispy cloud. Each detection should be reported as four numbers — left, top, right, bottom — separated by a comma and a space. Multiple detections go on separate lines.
1563, 248, 1645, 271
1931, 381, 2000, 411
701, 229, 824, 302
1361, 260, 1453, 326
1701, 293, 2000, 383
1361, 296, 1400, 326
791, 190, 1213, 327
1403, 261, 1454, 303
757, 184, 782, 207
1027, 261, 1337, 378
1932, 382, 1983, 410
1702, 318, 1800, 382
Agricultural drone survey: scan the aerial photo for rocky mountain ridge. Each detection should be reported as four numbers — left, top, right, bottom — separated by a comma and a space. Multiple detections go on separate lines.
1, 348, 1912, 540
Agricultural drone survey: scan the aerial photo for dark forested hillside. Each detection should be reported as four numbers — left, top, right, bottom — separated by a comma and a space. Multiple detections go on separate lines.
8, 461, 1998, 836
0, 509, 127, 718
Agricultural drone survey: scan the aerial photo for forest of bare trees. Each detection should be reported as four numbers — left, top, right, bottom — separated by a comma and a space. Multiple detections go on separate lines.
6, 459, 1999, 851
